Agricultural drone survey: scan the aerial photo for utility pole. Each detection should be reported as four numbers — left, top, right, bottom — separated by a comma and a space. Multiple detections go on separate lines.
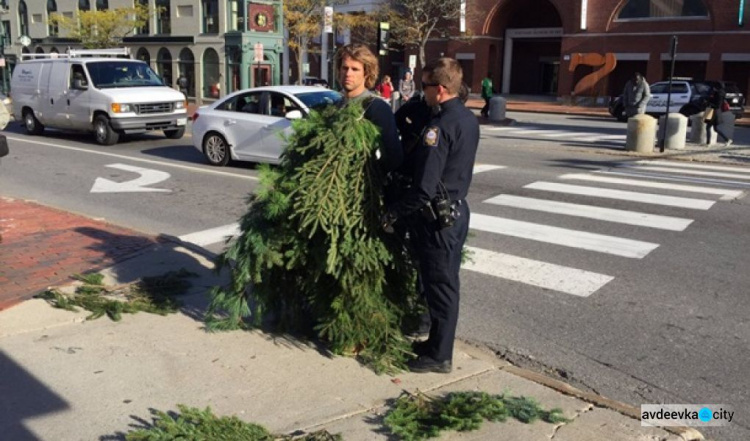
0, 18, 7, 95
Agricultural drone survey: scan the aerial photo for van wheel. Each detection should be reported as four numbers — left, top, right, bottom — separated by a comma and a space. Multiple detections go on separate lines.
23, 109, 45, 135
93, 115, 119, 145
203, 132, 230, 166
164, 127, 185, 139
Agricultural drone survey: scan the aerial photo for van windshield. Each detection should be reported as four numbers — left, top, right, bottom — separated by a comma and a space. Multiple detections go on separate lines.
86, 61, 165, 89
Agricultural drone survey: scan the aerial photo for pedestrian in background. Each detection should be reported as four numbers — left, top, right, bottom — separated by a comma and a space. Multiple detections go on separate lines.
177, 74, 188, 98
480, 73, 493, 118
399, 71, 415, 105
377, 75, 394, 103
704, 85, 733, 147
623, 72, 651, 117
383, 57, 479, 374
335, 44, 402, 174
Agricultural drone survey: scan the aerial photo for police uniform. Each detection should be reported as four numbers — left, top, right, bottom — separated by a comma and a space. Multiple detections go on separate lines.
390, 97, 479, 366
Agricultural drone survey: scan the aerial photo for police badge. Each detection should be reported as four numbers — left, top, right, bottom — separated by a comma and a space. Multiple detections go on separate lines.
424, 127, 439, 147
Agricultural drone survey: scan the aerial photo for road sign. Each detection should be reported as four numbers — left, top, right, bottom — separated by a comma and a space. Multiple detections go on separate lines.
408, 55, 416, 69
254, 43, 264, 63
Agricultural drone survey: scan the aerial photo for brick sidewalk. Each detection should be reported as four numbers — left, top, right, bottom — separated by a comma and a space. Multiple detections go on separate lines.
0, 197, 158, 311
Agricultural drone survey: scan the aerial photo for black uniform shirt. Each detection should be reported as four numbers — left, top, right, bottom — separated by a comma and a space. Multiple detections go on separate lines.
392, 97, 479, 218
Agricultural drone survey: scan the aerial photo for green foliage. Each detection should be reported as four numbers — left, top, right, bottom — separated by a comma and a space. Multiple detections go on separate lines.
206, 101, 419, 373
125, 405, 341, 440
35, 269, 196, 321
49, 5, 152, 49
384, 390, 569, 440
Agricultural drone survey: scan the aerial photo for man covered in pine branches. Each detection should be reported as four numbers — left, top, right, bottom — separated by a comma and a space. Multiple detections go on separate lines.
334, 44, 402, 173
383, 58, 479, 373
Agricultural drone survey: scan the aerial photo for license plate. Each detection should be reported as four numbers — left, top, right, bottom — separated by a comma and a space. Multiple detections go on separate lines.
177, 118, 187, 126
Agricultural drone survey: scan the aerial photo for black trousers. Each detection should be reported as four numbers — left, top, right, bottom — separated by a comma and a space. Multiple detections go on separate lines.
481, 98, 491, 116
412, 202, 470, 362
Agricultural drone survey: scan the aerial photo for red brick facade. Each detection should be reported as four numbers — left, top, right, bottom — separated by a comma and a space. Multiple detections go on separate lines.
418, 0, 750, 99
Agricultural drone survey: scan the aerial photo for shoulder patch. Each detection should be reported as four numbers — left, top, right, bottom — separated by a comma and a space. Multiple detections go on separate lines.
423, 127, 439, 147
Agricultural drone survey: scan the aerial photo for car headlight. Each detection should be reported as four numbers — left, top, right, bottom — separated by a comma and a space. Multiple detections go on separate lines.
175, 100, 186, 110
111, 103, 133, 113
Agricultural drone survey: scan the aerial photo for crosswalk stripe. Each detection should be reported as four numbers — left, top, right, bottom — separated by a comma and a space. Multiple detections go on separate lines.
596, 168, 750, 189
561, 173, 744, 200
525, 182, 715, 210
473, 164, 506, 174
635, 160, 750, 174
462, 246, 614, 297
470, 213, 659, 258
539, 131, 577, 137
618, 164, 750, 181
178, 223, 240, 247
483, 194, 693, 231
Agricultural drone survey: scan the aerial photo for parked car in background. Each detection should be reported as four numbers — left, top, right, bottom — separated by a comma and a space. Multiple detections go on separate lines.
191, 86, 343, 166
302, 77, 329, 87
608, 79, 744, 122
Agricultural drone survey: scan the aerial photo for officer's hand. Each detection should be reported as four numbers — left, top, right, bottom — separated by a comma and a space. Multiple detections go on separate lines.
381, 211, 398, 234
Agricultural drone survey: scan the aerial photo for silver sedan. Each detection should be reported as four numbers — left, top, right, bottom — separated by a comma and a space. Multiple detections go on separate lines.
191, 86, 343, 166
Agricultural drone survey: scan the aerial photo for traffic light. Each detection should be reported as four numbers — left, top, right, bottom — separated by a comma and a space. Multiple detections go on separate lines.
378, 22, 389, 56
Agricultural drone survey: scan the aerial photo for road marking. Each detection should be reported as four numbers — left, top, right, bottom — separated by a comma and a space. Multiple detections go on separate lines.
4, 135, 259, 181
525, 182, 715, 210
595, 168, 750, 189
617, 164, 750, 181
473, 164, 506, 174
463, 246, 613, 297
483, 194, 693, 231
178, 223, 240, 247
634, 160, 750, 174
470, 213, 659, 258
91, 163, 171, 193
561, 173, 744, 200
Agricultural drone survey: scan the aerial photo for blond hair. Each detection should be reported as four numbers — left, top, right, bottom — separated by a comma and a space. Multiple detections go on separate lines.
334, 43, 379, 89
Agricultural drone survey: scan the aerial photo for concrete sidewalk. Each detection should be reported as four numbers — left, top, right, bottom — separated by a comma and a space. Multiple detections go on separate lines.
0, 199, 704, 440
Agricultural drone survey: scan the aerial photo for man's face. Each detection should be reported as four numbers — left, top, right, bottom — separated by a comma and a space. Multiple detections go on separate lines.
339, 55, 366, 97
421, 74, 440, 106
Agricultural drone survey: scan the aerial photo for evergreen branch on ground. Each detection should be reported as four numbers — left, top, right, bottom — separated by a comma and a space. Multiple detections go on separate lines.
384, 390, 569, 440
124, 405, 341, 441
35, 269, 196, 321
205, 101, 420, 374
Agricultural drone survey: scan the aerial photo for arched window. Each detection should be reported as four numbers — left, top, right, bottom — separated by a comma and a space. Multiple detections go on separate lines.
35, 46, 45, 59
178, 48, 195, 98
47, 0, 58, 36
136, 47, 150, 65
50, 47, 59, 53
202, 48, 220, 99
156, 0, 171, 34
156, 47, 172, 87
18, 1, 29, 37
617, 0, 708, 19
202, 0, 219, 33
96, 0, 108, 10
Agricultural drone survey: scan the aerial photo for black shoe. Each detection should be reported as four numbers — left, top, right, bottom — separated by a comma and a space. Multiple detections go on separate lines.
411, 340, 430, 357
408, 355, 452, 374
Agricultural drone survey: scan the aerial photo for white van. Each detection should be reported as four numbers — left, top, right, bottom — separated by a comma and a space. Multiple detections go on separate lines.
10, 48, 187, 145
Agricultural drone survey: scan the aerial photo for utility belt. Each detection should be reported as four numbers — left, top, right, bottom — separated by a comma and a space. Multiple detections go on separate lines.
419, 197, 463, 229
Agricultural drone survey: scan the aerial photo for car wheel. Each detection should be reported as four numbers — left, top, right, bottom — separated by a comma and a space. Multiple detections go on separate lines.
23, 109, 45, 135
203, 132, 230, 166
164, 127, 186, 139
93, 115, 119, 145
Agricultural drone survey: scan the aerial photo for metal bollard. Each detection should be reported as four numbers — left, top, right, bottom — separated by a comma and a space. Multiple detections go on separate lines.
625, 114, 656, 153
488, 96, 506, 122
657, 113, 688, 150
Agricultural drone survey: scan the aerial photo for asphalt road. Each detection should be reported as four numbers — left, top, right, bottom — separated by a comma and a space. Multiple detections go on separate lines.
1, 112, 749, 439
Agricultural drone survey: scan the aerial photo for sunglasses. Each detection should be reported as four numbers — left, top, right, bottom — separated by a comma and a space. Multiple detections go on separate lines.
422, 81, 443, 88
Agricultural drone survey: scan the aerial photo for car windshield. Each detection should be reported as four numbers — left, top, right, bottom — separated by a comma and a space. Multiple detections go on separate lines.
86, 61, 165, 89
294, 90, 343, 110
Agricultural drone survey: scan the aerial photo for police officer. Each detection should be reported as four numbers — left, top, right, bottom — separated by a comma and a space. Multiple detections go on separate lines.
383, 58, 479, 373
334, 44, 402, 173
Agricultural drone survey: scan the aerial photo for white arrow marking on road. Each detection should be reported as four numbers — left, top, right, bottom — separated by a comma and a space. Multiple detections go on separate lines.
91, 163, 172, 193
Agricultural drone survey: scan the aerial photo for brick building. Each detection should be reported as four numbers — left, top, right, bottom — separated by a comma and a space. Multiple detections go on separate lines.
421, 0, 750, 99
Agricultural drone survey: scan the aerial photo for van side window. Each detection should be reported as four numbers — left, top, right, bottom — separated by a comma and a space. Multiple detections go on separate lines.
71, 64, 87, 88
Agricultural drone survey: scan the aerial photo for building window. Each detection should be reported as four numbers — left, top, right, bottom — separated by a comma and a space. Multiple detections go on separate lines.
178, 48, 195, 98
202, 0, 219, 34
136, 47, 150, 65
617, 0, 708, 19
227, 45, 242, 92
2, 21, 10, 45
96, 0, 108, 11
79, 0, 90, 10
156, 0, 171, 34
157, 47, 172, 87
202, 48, 220, 98
136, 0, 149, 34
19, 1, 29, 37
229, 0, 244, 32
47, 0, 58, 36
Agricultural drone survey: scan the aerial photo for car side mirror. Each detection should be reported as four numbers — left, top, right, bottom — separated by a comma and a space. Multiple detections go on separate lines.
73, 78, 88, 90
285, 110, 303, 120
